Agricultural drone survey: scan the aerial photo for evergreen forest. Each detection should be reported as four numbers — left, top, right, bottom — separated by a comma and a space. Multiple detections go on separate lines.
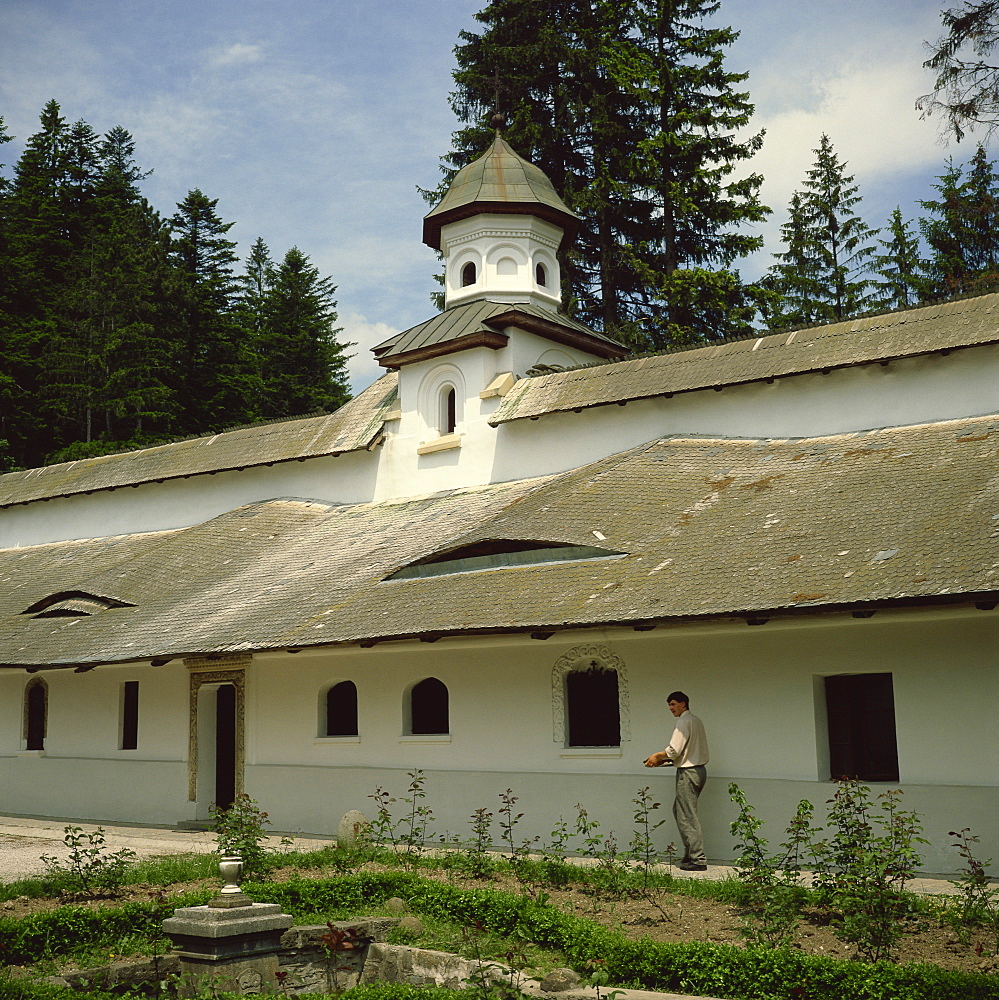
0, 101, 352, 473
3, 2, 999, 472
437, 0, 999, 348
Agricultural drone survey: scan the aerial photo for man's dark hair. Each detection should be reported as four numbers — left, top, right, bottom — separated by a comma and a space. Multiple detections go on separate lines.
667, 690, 689, 706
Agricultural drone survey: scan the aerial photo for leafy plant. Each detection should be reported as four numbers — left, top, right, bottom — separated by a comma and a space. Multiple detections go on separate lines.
810, 780, 928, 961
39, 826, 136, 900
728, 784, 812, 948
318, 922, 373, 994
949, 827, 999, 955
369, 785, 400, 846
210, 793, 273, 878
399, 769, 436, 856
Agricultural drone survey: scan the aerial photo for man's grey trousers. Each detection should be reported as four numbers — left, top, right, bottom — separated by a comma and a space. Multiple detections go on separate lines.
674, 764, 707, 864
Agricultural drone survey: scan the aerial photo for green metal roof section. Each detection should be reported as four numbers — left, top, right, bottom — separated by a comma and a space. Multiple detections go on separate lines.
491, 293, 999, 425
423, 136, 580, 251
1, 414, 996, 666
372, 299, 625, 368
0, 374, 399, 508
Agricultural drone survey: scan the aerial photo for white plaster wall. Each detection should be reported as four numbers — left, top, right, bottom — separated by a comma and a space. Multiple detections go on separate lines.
491, 343, 999, 484
0, 661, 193, 824
0, 609, 995, 869
441, 214, 563, 310
0, 450, 378, 549
243, 610, 997, 872
6, 342, 997, 549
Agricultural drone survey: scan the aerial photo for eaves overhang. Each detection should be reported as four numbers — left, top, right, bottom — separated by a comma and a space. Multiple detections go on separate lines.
375, 329, 509, 369
3, 591, 993, 670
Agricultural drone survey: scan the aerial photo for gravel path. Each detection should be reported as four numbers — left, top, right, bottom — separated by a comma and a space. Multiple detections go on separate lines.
0, 815, 333, 882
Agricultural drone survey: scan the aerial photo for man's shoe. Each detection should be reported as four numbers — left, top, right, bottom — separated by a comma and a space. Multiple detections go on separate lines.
677, 861, 707, 871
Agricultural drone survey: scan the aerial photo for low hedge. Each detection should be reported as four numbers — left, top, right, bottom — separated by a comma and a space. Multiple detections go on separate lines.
0, 892, 212, 966
3, 873, 996, 1000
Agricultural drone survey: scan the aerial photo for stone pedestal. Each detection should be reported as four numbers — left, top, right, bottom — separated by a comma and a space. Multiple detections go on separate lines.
163, 900, 293, 996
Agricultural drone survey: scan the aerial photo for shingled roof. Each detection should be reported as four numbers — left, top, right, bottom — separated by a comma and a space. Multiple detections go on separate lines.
491, 293, 999, 424
2, 414, 996, 668
422, 135, 580, 251
372, 299, 626, 368
0, 375, 399, 508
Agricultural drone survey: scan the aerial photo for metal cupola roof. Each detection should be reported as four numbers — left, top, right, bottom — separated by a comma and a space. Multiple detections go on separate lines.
422, 135, 580, 251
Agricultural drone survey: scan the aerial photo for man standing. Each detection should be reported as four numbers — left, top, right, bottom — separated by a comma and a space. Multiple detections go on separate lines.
644, 691, 709, 871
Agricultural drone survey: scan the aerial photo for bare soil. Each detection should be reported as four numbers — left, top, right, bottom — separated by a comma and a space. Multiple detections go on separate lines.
3, 863, 998, 979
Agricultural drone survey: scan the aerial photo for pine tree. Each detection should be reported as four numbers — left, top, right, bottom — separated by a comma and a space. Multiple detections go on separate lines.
438, 0, 768, 348
257, 247, 352, 418
921, 146, 999, 296
873, 208, 925, 310
765, 135, 876, 326
919, 1, 999, 141
169, 189, 259, 431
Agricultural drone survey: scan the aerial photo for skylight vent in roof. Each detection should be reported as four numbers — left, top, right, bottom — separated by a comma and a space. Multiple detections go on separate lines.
22, 591, 133, 619
386, 539, 624, 580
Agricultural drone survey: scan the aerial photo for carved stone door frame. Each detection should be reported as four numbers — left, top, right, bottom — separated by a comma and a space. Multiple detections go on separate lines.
185, 655, 248, 803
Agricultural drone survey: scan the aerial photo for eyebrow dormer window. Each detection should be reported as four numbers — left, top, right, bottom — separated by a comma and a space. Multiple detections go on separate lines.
22, 591, 132, 618
461, 261, 477, 287
385, 539, 625, 580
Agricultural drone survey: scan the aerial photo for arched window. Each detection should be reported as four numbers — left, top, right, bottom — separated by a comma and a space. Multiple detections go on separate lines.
566, 667, 620, 747
24, 679, 47, 751
438, 385, 457, 435
325, 681, 359, 737
536, 262, 548, 287
409, 677, 449, 735
461, 261, 477, 287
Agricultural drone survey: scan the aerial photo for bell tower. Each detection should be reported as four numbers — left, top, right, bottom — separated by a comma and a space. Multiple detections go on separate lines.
423, 120, 580, 311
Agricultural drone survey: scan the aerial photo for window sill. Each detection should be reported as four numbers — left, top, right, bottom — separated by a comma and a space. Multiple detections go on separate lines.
314, 736, 361, 746
399, 734, 451, 744
417, 434, 461, 456
17, 750, 46, 757
559, 748, 623, 759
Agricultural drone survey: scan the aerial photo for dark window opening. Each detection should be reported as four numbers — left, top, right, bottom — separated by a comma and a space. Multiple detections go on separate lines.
567, 668, 620, 746
461, 261, 477, 287
215, 684, 236, 811
26, 681, 46, 751
825, 673, 899, 782
536, 262, 548, 286
121, 681, 139, 750
410, 677, 449, 735
440, 385, 457, 434
326, 681, 359, 737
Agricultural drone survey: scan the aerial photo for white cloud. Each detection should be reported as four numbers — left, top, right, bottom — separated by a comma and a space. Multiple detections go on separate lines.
339, 312, 399, 394
206, 42, 264, 69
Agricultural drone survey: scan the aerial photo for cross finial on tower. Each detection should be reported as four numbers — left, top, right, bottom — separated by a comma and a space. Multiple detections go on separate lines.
491, 67, 506, 134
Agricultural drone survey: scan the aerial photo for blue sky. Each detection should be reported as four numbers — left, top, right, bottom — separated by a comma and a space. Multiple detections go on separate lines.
1, 0, 989, 392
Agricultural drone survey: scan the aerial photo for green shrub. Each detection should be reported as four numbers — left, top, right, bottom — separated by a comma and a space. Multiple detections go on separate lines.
210, 793, 275, 878
38, 827, 136, 900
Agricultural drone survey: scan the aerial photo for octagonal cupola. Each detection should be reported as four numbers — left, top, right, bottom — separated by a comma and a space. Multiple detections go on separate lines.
423, 132, 579, 310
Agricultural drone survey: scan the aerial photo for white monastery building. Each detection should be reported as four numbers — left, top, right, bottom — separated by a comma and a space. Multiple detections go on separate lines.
1, 137, 997, 873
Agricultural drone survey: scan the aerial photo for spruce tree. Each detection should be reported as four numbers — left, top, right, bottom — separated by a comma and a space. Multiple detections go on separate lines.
765, 135, 876, 326
257, 247, 351, 418
438, 0, 768, 348
921, 146, 999, 296
169, 189, 259, 431
873, 208, 925, 310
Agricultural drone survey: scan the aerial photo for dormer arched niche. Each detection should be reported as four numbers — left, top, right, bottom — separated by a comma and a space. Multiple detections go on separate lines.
418, 363, 465, 444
